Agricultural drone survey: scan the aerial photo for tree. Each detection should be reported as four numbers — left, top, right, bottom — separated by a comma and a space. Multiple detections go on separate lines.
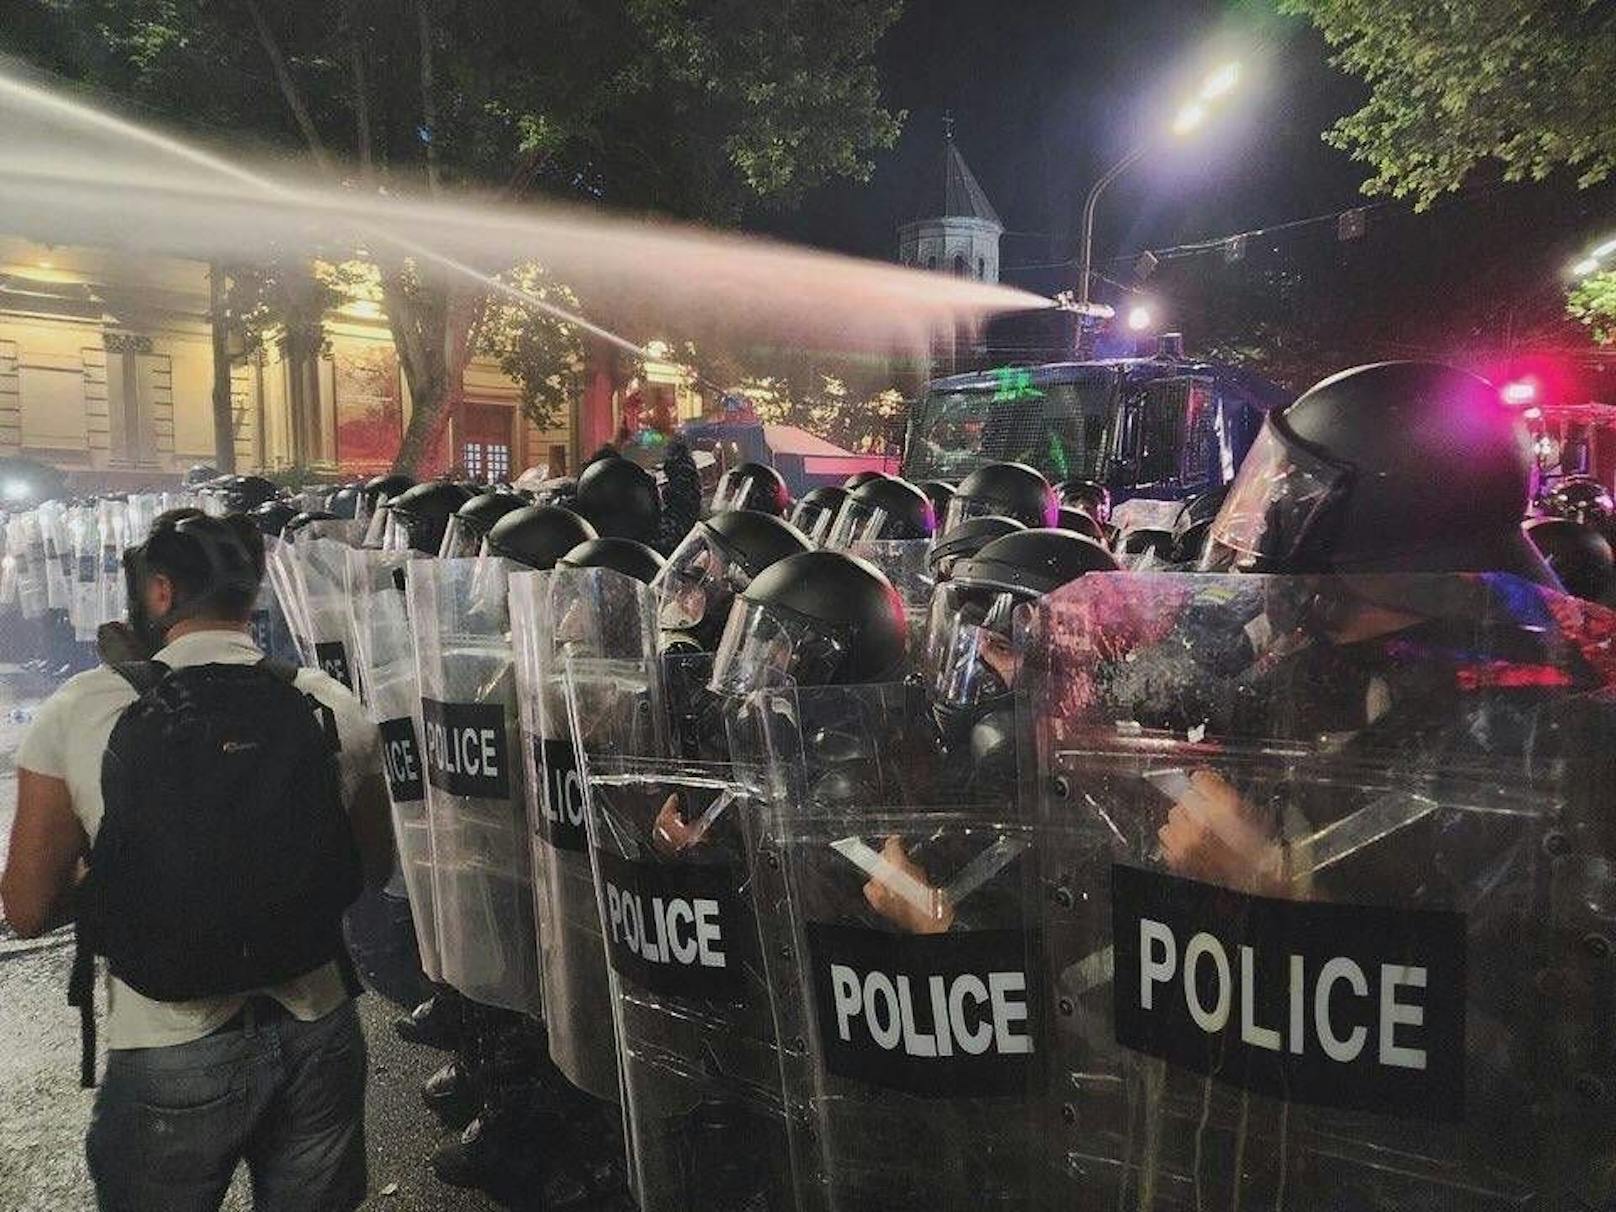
8, 0, 904, 471
1568, 271, 1616, 346
476, 265, 589, 432
1279, 0, 1616, 208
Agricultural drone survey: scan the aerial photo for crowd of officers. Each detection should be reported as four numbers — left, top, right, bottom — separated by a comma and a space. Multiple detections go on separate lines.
9, 358, 1616, 1210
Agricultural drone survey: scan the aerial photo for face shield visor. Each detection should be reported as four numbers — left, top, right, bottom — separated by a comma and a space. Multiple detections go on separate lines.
362, 502, 392, 550
381, 511, 414, 553
708, 597, 850, 698
712, 471, 761, 514
922, 582, 1030, 709
654, 527, 749, 633
790, 498, 839, 547
438, 513, 485, 560
1201, 418, 1352, 574
827, 498, 894, 550
943, 493, 1035, 536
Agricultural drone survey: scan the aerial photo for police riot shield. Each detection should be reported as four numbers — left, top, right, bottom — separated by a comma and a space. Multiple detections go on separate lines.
511, 566, 655, 1102
1024, 571, 1616, 1210
348, 547, 440, 984
11, 509, 47, 621
288, 529, 360, 691
565, 632, 799, 1211
741, 680, 1046, 1211
97, 499, 127, 635
408, 556, 542, 1016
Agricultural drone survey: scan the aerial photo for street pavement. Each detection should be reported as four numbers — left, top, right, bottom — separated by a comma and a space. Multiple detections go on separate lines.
0, 665, 507, 1211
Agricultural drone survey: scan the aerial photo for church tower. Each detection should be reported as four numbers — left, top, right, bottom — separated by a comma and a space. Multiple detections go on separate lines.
897, 117, 1004, 283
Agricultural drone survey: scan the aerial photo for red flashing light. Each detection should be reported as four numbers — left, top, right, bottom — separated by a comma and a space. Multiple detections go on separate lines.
1523, 406, 1543, 421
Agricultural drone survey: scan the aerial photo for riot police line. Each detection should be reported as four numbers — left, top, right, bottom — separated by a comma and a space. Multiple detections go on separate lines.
9, 360, 1616, 1210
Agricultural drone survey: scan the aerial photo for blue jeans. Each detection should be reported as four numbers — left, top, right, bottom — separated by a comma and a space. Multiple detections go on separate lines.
86, 998, 368, 1212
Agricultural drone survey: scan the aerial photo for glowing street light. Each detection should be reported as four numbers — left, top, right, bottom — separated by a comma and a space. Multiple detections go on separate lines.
1126, 304, 1155, 332
1078, 61, 1244, 308
1501, 379, 1538, 407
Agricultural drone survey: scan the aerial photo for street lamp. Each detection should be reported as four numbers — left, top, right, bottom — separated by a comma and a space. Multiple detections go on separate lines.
1077, 61, 1241, 308
1126, 304, 1154, 332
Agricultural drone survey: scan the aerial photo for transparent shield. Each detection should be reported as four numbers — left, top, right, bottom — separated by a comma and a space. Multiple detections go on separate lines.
349, 548, 441, 982
289, 532, 361, 693
1023, 571, 1616, 1210
407, 556, 542, 1015
849, 538, 934, 645
563, 638, 798, 1211
739, 679, 1046, 1211
13, 511, 47, 620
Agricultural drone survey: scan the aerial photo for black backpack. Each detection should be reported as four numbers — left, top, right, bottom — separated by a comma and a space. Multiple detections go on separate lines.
69, 659, 363, 1085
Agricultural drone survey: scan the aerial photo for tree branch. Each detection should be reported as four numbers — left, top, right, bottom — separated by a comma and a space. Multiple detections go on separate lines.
417, 0, 442, 196
242, 0, 333, 174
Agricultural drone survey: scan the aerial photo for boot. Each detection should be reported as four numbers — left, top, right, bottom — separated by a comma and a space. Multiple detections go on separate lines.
420, 1059, 479, 1129
430, 1112, 549, 1195
392, 994, 459, 1049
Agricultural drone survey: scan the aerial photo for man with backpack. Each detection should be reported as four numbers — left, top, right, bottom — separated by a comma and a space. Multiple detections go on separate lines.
1, 509, 394, 1212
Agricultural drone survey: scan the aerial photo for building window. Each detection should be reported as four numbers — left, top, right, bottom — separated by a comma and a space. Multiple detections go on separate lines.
953, 254, 967, 276
926, 256, 936, 271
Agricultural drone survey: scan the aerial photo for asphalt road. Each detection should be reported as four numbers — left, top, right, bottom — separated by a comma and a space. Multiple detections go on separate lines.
0, 664, 508, 1211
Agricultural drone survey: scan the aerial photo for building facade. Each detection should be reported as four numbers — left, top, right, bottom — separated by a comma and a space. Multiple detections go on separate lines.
0, 237, 573, 487
896, 122, 1004, 284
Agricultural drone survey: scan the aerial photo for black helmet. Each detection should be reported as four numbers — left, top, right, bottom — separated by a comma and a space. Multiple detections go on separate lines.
655, 509, 813, 646
328, 484, 362, 520
250, 500, 299, 539
926, 530, 1115, 776
1525, 518, 1614, 603
575, 457, 660, 543
1204, 362, 1550, 581
441, 492, 529, 559
1169, 486, 1230, 565
951, 528, 1120, 598
1056, 506, 1106, 544
283, 509, 337, 539
485, 505, 598, 570
217, 475, 279, 514
558, 537, 667, 584
1056, 478, 1112, 524
919, 480, 957, 521
1541, 476, 1614, 528
362, 473, 415, 510
384, 482, 473, 555
843, 470, 889, 491
789, 485, 849, 545
532, 476, 578, 507
827, 476, 935, 546
928, 515, 1027, 580
709, 550, 907, 694
712, 461, 790, 517
183, 463, 220, 488
947, 462, 1057, 532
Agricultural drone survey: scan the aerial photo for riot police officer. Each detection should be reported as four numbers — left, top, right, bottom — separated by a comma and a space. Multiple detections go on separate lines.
384, 482, 474, 556
574, 456, 660, 546
1525, 516, 1615, 603
788, 484, 848, 546
826, 475, 936, 548
946, 461, 1058, 531
655, 510, 812, 651
927, 515, 1026, 583
439, 491, 527, 560
712, 460, 790, 517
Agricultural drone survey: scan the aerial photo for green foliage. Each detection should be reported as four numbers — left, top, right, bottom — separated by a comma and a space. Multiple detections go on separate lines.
1279, 0, 1616, 208
1568, 270, 1616, 346
476, 265, 588, 432
724, 371, 907, 453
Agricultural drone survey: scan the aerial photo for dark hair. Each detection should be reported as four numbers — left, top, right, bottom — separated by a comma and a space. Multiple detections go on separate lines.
141, 509, 265, 623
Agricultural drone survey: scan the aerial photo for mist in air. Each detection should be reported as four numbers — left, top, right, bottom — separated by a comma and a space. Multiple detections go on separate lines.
0, 65, 1050, 361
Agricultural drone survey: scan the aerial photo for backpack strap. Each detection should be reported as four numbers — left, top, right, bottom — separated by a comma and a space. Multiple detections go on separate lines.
257, 657, 300, 685
109, 660, 170, 696
68, 937, 97, 1088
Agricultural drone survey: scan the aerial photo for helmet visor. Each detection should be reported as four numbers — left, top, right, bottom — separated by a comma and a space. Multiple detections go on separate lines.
827, 499, 890, 550
712, 471, 759, 514
708, 598, 847, 697
363, 503, 392, 550
790, 499, 838, 547
381, 512, 412, 553
655, 529, 745, 631
922, 582, 1026, 707
1201, 419, 1351, 574
943, 494, 1030, 536
439, 514, 483, 560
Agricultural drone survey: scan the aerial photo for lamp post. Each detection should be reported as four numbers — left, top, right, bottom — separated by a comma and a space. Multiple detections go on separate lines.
1076, 62, 1241, 308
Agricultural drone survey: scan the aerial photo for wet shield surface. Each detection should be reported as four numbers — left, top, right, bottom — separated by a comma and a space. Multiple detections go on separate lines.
408, 556, 543, 1015
1023, 572, 1616, 1210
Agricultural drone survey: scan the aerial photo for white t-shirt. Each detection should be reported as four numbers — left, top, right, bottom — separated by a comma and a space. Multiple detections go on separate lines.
16, 629, 381, 1049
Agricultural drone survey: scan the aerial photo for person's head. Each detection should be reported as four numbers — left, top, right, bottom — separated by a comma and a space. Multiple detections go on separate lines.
1540, 476, 1615, 530
927, 515, 1027, 582
384, 481, 474, 556
440, 491, 528, 559
655, 509, 812, 649
708, 549, 907, 696
947, 462, 1058, 532
126, 509, 265, 648
789, 485, 848, 546
1057, 478, 1112, 525
575, 456, 661, 543
711, 461, 790, 517
1525, 517, 1616, 604
1203, 362, 1551, 582
485, 504, 598, 570
826, 475, 936, 547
